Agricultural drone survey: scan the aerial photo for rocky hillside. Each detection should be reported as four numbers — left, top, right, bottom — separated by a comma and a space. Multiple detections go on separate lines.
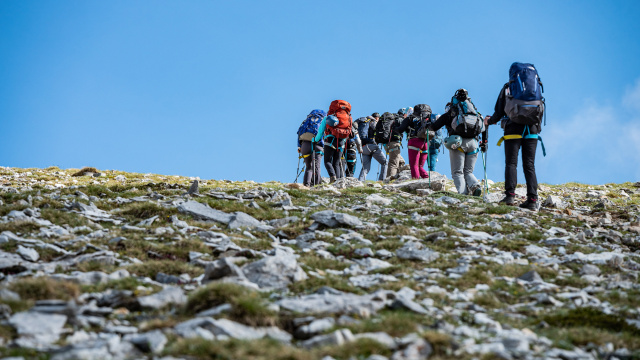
0, 166, 638, 360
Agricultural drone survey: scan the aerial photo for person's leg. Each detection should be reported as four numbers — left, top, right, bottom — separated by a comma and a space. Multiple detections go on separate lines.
521, 138, 539, 200
313, 143, 323, 185
463, 152, 480, 191
386, 142, 401, 178
427, 144, 438, 171
300, 141, 313, 186
371, 145, 388, 181
335, 139, 347, 179
324, 145, 336, 178
346, 144, 357, 177
417, 140, 429, 178
407, 138, 422, 179
504, 139, 521, 196
358, 144, 373, 181
449, 148, 467, 194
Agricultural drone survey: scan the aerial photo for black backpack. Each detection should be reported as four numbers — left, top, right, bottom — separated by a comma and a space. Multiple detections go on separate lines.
375, 112, 395, 144
410, 104, 433, 139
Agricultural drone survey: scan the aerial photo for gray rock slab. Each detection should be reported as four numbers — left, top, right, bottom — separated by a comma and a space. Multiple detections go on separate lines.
242, 248, 307, 289
177, 200, 233, 224
203, 257, 246, 282
124, 330, 168, 354
137, 287, 186, 309
311, 210, 362, 228
396, 242, 439, 262
277, 290, 391, 315
9, 311, 67, 348
17, 245, 39, 262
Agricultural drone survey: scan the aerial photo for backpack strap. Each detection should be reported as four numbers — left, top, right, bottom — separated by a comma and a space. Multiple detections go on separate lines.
496, 131, 546, 157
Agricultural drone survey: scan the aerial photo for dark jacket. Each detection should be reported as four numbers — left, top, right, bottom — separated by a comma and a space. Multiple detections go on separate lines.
487, 83, 541, 135
429, 111, 488, 142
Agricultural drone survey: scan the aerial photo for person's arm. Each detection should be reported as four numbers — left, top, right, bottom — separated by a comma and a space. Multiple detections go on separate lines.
396, 116, 412, 133
486, 84, 508, 126
312, 117, 327, 143
429, 111, 451, 132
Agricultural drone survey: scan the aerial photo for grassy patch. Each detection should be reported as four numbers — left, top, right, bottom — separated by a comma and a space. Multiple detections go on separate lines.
298, 253, 349, 271
9, 277, 80, 301
116, 202, 178, 221
164, 338, 314, 360
319, 338, 392, 359
183, 282, 277, 327
288, 275, 361, 295
343, 309, 429, 337
127, 260, 204, 278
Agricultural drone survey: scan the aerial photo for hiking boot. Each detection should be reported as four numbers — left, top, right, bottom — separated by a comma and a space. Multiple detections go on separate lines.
329, 176, 336, 184
499, 194, 516, 206
519, 198, 538, 211
471, 184, 483, 197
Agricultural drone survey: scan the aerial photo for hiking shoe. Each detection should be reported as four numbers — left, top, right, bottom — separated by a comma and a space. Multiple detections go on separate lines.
329, 176, 336, 184
499, 194, 516, 206
519, 198, 538, 211
471, 184, 483, 197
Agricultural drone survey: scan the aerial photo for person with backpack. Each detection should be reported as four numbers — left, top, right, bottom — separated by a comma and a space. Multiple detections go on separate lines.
429, 89, 487, 196
484, 62, 546, 210
344, 122, 363, 177
357, 113, 388, 181
395, 104, 433, 179
297, 109, 326, 187
378, 111, 406, 179
312, 100, 353, 183
426, 113, 444, 172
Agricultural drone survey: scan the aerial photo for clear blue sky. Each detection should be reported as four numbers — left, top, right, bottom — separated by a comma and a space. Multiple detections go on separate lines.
2, 1, 640, 184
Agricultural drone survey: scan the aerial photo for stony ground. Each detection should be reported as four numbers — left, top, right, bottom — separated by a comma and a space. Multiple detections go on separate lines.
0, 166, 638, 360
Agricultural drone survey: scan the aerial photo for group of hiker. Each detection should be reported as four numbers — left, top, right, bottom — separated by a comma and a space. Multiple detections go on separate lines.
296, 62, 546, 210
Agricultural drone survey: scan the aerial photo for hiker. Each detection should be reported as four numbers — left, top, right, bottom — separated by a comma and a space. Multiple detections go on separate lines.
429, 89, 486, 196
378, 111, 406, 179
395, 104, 433, 179
426, 113, 444, 172
344, 121, 363, 177
484, 62, 546, 210
357, 113, 387, 181
313, 100, 353, 183
297, 109, 326, 186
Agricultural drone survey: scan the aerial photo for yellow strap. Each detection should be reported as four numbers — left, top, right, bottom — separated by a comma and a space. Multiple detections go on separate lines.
299, 154, 311, 159
496, 135, 522, 146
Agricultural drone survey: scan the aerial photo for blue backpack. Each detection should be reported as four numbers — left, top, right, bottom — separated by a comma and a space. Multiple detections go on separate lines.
505, 62, 545, 126
356, 117, 374, 144
297, 109, 326, 141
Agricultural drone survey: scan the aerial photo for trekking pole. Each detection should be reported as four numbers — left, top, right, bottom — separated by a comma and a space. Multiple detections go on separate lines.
311, 141, 316, 187
484, 131, 490, 194
295, 155, 304, 183
426, 129, 431, 188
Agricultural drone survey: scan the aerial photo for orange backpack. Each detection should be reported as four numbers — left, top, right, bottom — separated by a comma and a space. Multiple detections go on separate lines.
325, 100, 353, 139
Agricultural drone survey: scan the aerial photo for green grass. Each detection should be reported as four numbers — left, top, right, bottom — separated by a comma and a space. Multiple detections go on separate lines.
342, 309, 429, 337
183, 282, 277, 327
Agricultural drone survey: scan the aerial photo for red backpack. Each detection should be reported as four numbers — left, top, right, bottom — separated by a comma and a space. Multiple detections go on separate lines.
325, 100, 353, 139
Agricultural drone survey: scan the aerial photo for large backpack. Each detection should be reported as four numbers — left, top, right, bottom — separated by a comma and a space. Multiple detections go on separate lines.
355, 117, 373, 144
325, 100, 353, 139
297, 109, 326, 141
450, 91, 484, 138
375, 112, 395, 144
409, 104, 433, 139
505, 62, 545, 126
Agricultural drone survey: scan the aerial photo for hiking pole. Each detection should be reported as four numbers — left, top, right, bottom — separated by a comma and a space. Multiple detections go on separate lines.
426, 129, 431, 188
312, 141, 316, 187
295, 155, 304, 183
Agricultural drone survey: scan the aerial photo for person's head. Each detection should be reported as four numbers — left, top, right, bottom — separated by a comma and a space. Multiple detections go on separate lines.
406, 107, 414, 116
371, 112, 380, 120
397, 108, 408, 118
454, 88, 468, 102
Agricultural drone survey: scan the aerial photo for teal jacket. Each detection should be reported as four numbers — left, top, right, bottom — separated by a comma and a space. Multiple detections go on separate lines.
312, 117, 327, 143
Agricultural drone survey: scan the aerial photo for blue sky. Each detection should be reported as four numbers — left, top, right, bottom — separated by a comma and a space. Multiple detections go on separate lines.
1, 1, 640, 184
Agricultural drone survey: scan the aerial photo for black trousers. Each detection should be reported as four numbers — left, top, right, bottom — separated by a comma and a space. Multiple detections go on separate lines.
300, 141, 323, 186
324, 138, 346, 178
345, 141, 358, 177
504, 138, 538, 199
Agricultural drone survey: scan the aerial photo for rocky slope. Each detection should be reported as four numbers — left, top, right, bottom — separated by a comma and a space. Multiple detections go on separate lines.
0, 166, 638, 360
